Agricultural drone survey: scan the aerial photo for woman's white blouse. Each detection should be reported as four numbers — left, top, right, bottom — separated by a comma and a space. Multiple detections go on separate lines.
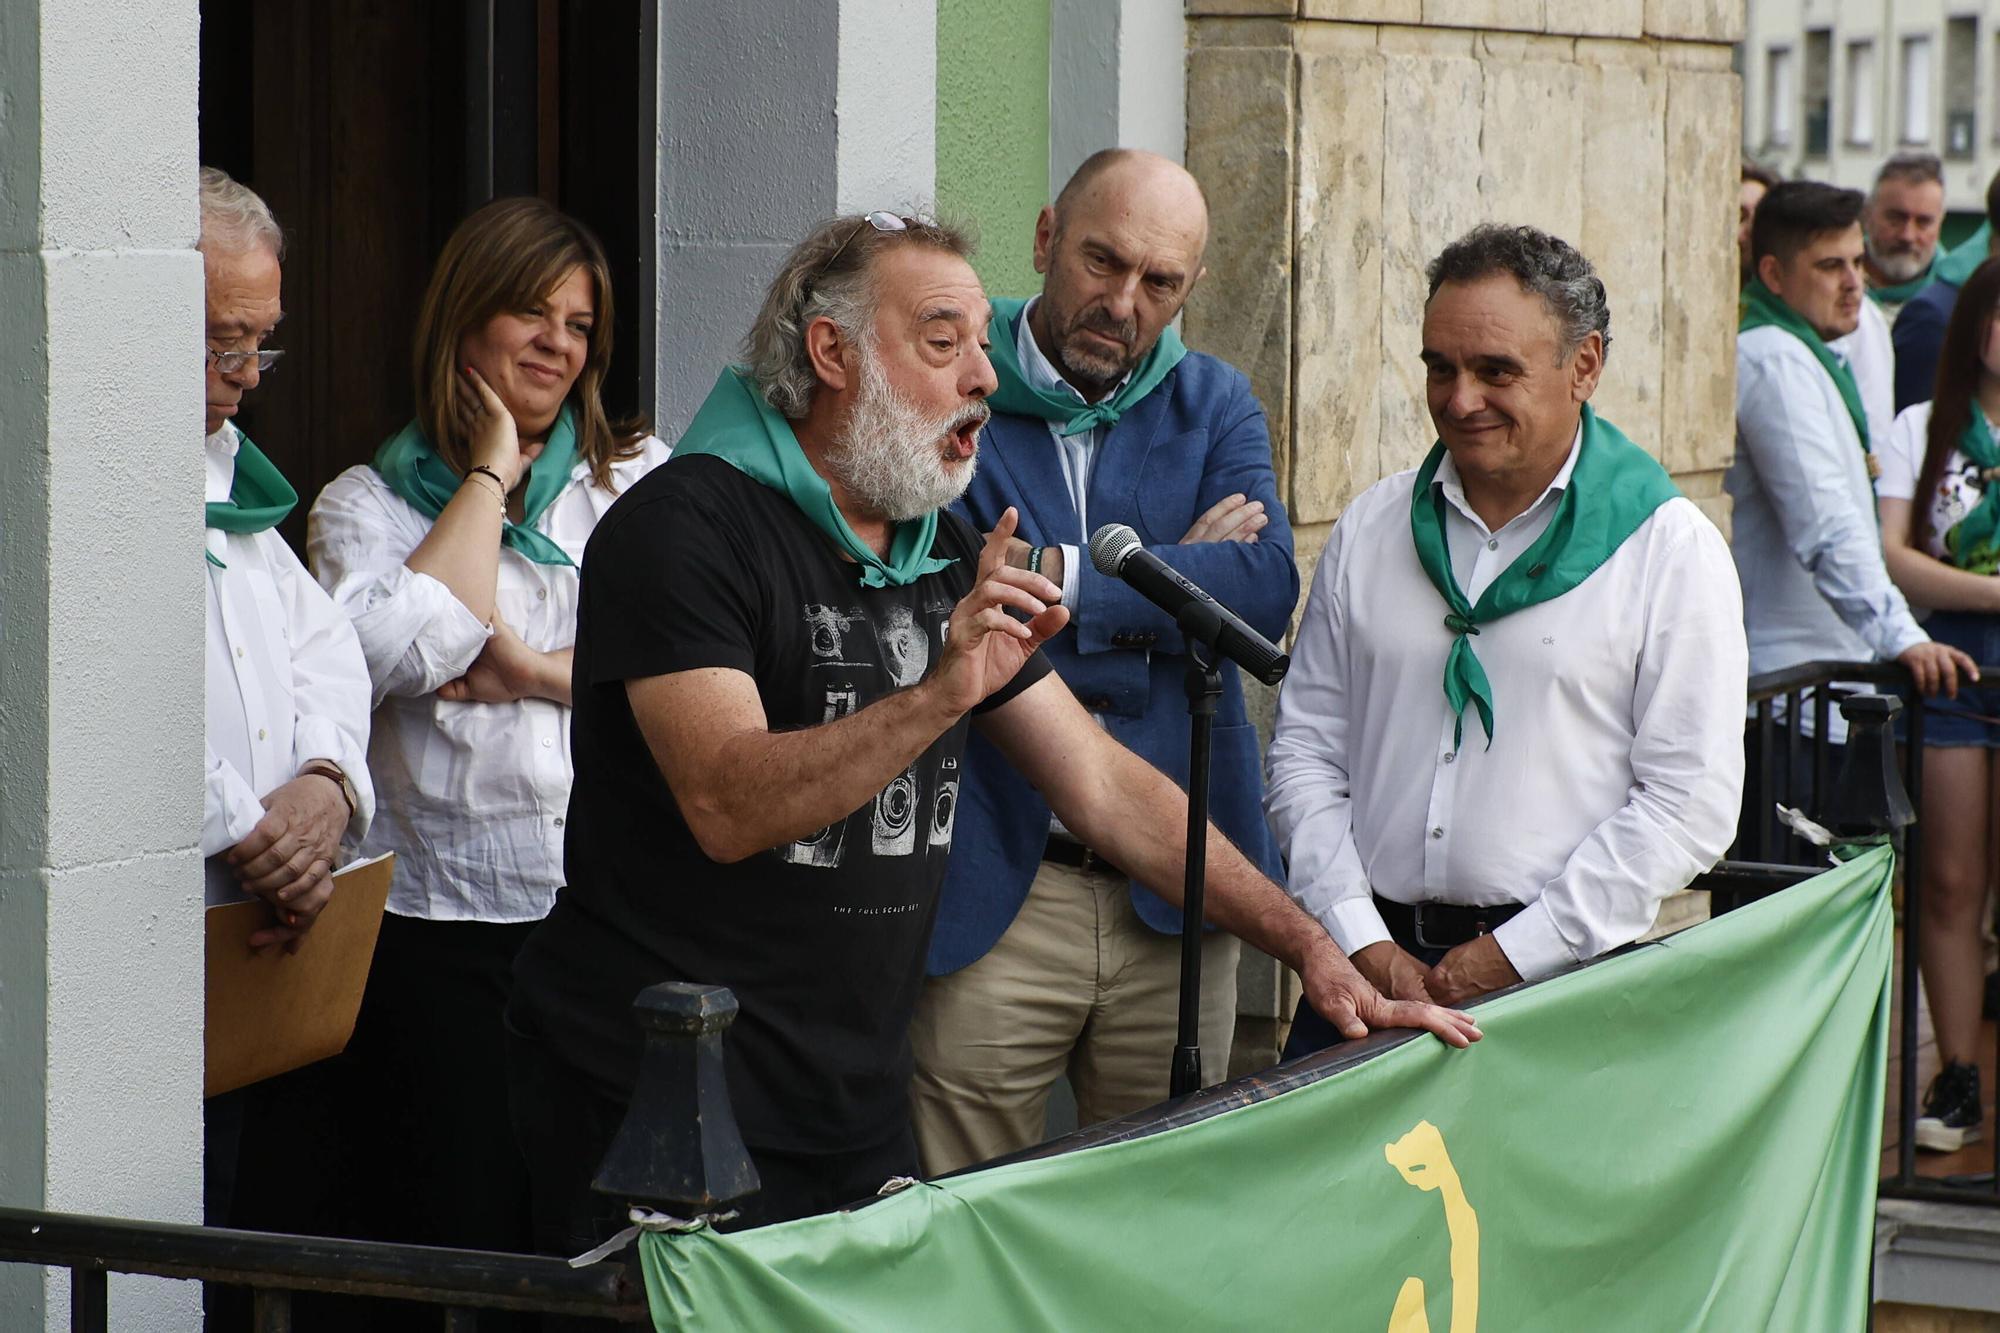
307, 435, 671, 922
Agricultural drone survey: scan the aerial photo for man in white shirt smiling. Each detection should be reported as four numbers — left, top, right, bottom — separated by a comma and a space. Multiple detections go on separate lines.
199, 166, 373, 1227
1265, 224, 1746, 1057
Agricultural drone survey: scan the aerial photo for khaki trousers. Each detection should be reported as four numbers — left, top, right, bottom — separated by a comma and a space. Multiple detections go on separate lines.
909, 859, 1240, 1176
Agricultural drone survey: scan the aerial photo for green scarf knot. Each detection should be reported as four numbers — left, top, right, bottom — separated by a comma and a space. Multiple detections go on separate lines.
371, 406, 580, 566
984, 297, 1187, 436
1409, 405, 1681, 749
205, 427, 298, 569
1739, 278, 1871, 456
673, 368, 955, 589
1945, 410, 2000, 573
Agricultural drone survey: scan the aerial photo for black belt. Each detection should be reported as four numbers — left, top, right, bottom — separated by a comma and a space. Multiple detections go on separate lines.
1042, 835, 1123, 879
1374, 894, 1524, 951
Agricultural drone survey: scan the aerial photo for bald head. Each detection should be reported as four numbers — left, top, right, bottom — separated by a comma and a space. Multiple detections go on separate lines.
1029, 150, 1210, 398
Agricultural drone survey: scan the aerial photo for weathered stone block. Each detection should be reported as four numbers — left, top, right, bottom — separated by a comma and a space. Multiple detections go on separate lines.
1420, 0, 1544, 34
1479, 57, 1584, 242
1581, 59, 1667, 456
1644, 0, 1742, 44
1378, 25, 1477, 56
1188, 0, 1299, 15
1661, 68, 1740, 477
1301, 0, 1419, 21
1187, 43, 1298, 489
1379, 49, 1485, 479
1553, 0, 1643, 40
1294, 46, 1387, 525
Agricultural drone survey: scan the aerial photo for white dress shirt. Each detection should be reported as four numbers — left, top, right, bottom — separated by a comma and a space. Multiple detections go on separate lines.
1013, 297, 1132, 608
1831, 296, 1895, 452
204, 423, 375, 906
1264, 427, 1746, 982
308, 436, 670, 922
1728, 326, 1927, 697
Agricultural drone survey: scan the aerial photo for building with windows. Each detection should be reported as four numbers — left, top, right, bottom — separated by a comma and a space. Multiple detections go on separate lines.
1743, 0, 2000, 216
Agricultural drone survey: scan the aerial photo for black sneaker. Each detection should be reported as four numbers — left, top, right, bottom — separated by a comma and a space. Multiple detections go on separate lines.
1916, 1061, 1983, 1153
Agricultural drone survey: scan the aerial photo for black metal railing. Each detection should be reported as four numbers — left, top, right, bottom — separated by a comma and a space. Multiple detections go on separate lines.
0, 982, 760, 1330
1738, 661, 2000, 1206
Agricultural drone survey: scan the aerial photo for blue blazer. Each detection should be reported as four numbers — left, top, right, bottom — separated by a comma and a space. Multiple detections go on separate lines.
926, 350, 1299, 976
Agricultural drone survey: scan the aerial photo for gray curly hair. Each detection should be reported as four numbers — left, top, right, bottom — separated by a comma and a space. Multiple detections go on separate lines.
742, 213, 976, 419
197, 166, 285, 261
1425, 224, 1610, 364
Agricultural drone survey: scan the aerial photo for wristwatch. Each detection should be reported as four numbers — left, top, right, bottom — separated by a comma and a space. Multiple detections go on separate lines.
297, 759, 358, 818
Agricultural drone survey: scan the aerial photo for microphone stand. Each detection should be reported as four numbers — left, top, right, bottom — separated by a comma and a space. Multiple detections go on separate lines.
1171, 601, 1226, 1098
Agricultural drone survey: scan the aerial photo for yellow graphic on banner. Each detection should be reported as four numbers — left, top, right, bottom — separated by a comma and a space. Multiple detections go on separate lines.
1384, 1120, 1479, 1333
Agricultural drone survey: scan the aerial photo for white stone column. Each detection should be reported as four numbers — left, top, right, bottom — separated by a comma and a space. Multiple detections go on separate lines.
0, 1, 206, 1327
1051, 0, 1188, 190
653, 0, 939, 439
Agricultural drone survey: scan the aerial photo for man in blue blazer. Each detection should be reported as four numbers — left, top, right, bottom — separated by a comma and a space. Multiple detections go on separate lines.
910, 149, 1299, 1174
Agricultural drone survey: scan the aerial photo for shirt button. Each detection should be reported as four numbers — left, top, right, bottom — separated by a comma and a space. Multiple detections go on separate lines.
1430, 826, 1444, 839
1443, 752, 1456, 764
542, 737, 554, 748
235, 646, 245, 658
537, 588, 547, 601
257, 728, 267, 741
554, 816, 564, 827
1486, 539, 1499, 551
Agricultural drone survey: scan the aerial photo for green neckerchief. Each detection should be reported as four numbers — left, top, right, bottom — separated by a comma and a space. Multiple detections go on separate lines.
674, 368, 954, 589
1409, 404, 1681, 749
1739, 278, 1870, 455
1866, 252, 1942, 307
205, 427, 298, 570
370, 404, 579, 566
1938, 223, 1993, 287
984, 296, 1187, 436
1946, 410, 2000, 571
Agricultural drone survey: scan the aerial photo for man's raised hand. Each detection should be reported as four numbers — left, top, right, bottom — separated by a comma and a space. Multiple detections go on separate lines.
926, 507, 1068, 718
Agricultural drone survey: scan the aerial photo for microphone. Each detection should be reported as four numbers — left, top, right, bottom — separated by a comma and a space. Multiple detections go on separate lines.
1088, 524, 1289, 686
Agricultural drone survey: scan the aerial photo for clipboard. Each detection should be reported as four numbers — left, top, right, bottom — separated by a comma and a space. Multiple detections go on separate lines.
204, 851, 396, 1098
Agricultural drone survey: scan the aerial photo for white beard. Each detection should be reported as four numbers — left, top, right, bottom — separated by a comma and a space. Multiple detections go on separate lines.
826, 348, 987, 523
1867, 236, 1931, 284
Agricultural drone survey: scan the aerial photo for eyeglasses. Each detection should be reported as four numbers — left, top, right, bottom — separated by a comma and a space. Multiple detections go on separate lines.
806, 212, 923, 302
206, 346, 285, 374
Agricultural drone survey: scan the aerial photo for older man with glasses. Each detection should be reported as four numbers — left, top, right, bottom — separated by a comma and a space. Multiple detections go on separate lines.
197, 166, 374, 1231
505, 211, 1479, 1251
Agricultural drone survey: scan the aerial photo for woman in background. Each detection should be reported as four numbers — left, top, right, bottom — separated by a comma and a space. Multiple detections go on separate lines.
1877, 255, 2000, 1161
309, 197, 668, 1277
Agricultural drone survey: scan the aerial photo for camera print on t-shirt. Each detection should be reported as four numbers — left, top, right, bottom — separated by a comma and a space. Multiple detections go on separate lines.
779, 599, 959, 871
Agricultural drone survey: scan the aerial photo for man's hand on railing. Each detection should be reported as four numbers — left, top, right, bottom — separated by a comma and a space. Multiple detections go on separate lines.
1897, 641, 1978, 699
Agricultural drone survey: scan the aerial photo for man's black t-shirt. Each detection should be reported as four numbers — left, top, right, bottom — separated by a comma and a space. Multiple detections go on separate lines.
510, 454, 1049, 1154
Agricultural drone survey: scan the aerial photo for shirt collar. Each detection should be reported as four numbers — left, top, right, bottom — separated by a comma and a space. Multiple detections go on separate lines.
204, 421, 241, 504
1014, 297, 1133, 407
1433, 419, 1585, 535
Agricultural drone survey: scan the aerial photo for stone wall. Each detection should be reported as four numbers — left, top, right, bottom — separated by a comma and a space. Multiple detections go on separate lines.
1184, 0, 1745, 586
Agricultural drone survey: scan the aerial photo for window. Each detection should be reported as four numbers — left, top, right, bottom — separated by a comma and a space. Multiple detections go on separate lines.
1847, 40, 1877, 145
1946, 18, 1977, 156
1768, 46, 1796, 147
1903, 35, 1934, 143
1804, 29, 1832, 156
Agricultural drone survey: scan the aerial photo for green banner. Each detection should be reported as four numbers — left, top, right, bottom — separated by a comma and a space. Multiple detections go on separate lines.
642, 849, 1893, 1331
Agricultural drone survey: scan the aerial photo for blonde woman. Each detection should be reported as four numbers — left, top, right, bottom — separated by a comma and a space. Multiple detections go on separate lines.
308, 197, 667, 1262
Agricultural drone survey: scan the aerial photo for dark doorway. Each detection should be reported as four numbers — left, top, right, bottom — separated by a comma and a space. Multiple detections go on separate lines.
199, 0, 656, 556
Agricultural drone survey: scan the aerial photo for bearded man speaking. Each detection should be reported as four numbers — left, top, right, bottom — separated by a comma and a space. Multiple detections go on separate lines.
505, 214, 1480, 1250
